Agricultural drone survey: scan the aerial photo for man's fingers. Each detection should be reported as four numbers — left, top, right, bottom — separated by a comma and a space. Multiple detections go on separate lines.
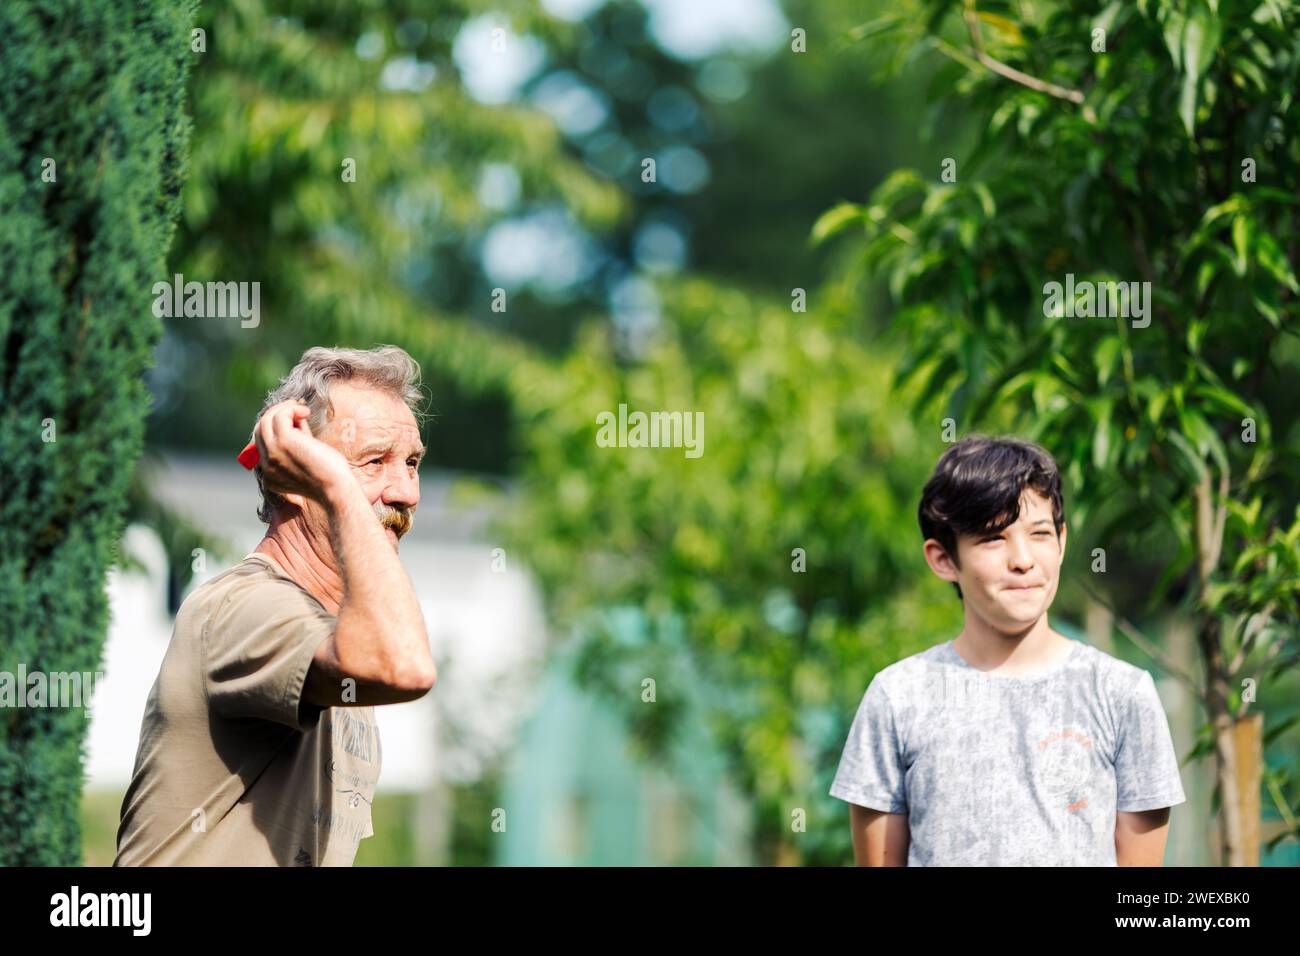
258, 401, 318, 477
292, 403, 314, 438
268, 401, 303, 443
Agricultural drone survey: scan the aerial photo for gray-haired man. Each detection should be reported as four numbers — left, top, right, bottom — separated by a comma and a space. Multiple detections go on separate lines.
116, 345, 436, 866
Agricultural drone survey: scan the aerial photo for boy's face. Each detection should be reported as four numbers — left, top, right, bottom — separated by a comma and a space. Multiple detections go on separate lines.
923, 489, 1067, 633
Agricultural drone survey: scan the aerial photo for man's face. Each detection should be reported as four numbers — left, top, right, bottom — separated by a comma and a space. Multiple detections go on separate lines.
925, 489, 1067, 634
309, 382, 424, 550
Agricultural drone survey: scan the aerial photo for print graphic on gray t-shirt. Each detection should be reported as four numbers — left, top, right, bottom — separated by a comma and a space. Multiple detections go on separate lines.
829, 638, 1187, 866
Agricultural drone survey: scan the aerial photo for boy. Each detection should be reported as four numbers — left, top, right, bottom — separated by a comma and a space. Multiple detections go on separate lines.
830, 436, 1186, 866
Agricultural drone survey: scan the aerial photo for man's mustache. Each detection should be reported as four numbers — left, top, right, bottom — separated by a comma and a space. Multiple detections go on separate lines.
374, 503, 413, 538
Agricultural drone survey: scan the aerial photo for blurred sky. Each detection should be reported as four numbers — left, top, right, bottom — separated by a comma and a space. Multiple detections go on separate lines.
443, 0, 788, 334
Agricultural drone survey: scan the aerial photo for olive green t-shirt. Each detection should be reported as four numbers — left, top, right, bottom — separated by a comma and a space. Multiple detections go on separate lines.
115, 552, 381, 866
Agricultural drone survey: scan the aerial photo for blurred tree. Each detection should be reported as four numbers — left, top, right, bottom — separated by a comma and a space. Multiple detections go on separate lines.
516, 0, 939, 305
0, 0, 195, 864
816, 0, 1300, 864
501, 275, 963, 864
126, 0, 626, 591
129, 0, 937, 606
148, 0, 625, 469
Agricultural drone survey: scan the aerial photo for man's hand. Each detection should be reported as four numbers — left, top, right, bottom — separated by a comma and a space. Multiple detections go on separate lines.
253, 401, 353, 509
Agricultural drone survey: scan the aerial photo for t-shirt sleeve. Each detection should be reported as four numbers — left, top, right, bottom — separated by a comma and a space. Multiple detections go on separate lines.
829, 675, 907, 813
203, 576, 336, 732
1114, 670, 1187, 812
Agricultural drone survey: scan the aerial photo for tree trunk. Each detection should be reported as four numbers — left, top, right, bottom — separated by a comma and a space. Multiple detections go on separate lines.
1197, 614, 1260, 866
1232, 713, 1263, 865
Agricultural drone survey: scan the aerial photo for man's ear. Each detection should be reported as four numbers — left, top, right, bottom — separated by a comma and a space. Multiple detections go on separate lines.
1058, 522, 1068, 560
281, 492, 308, 510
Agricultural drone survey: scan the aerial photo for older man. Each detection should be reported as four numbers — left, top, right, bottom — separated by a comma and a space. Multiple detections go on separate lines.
115, 345, 436, 866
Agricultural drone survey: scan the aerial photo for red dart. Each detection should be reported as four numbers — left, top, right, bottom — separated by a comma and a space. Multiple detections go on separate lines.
237, 442, 259, 469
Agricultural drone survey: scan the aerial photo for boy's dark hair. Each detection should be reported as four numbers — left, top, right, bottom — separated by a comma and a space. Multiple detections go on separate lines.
918, 436, 1066, 600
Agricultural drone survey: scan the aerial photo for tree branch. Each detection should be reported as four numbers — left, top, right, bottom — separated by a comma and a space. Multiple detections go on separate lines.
1228, 600, 1276, 677
962, 5, 1097, 124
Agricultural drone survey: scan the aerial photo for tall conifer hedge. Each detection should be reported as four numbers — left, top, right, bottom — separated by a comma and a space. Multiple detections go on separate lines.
0, 0, 195, 864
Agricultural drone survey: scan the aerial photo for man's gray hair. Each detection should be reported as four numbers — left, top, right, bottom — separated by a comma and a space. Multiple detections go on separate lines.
251, 345, 426, 523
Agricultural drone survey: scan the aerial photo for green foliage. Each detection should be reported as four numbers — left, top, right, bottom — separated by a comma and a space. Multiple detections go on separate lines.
501, 276, 963, 862
818, 0, 1300, 619
0, 0, 195, 864
151, 0, 624, 467
127, 0, 635, 591
816, 0, 1300, 837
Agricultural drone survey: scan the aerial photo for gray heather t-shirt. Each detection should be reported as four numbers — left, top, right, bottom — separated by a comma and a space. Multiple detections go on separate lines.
830, 637, 1186, 866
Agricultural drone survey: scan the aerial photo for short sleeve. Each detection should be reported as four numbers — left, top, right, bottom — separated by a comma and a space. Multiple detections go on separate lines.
829, 676, 907, 813
1114, 671, 1187, 812
203, 575, 336, 732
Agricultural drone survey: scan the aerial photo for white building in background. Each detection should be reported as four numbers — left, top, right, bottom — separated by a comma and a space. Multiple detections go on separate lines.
86, 450, 550, 797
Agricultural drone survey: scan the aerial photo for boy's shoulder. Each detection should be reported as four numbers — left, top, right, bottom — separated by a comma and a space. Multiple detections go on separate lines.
871, 640, 953, 683
869, 637, 1156, 702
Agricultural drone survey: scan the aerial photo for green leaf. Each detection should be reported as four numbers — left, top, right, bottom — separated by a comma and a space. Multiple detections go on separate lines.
1252, 0, 1285, 27
915, 352, 959, 412
810, 202, 863, 246
1093, 1, 1124, 36
920, 186, 956, 218
872, 169, 928, 208
1148, 389, 1170, 427
1256, 232, 1299, 292
1192, 383, 1254, 420
1194, 259, 1218, 299
975, 11, 1023, 45
1194, 195, 1245, 234
1264, 715, 1300, 746
1177, 2, 1221, 136
1167, 429, 1209, 483
1180, 406, 1229, 476
1234, 58, 1268, 92
1092, 400, 1114, 469
1163, 8, 1187, 70
1253, 283, 1282, 328
1232, 214, 1251, 275
1095, 336, 1122, 386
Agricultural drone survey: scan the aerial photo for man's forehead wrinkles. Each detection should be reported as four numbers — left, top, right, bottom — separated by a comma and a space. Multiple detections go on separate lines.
352, 431, 426, 455
356, 442, 425, 457
347, 419, 420, 442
